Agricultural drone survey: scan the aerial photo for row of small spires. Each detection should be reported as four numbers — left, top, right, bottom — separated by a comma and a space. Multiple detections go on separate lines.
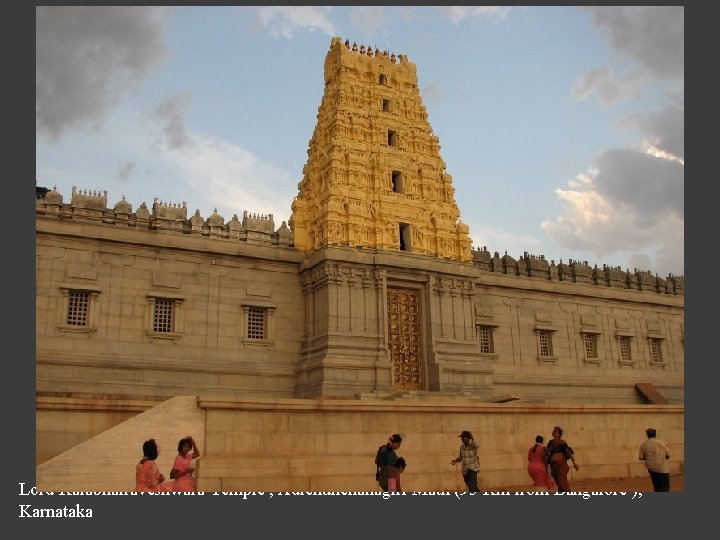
343, 38, 400, 63
37, 185, 274, 222
474, 246, 682, 280
153, 197, 185, 209
74, 188, 106, 197
40, 186, 681, 279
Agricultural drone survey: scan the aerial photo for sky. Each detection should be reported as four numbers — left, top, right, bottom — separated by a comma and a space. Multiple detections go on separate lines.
36, 6, 684, 277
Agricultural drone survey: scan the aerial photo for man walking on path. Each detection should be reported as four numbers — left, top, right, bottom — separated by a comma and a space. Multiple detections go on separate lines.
639, 427, 671, 492
451, 430, 480, 493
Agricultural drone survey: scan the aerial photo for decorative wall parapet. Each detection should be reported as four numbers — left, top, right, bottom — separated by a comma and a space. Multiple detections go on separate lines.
35, 187, 294, 248
470, 246, 683, 296
72, 186, 107, 211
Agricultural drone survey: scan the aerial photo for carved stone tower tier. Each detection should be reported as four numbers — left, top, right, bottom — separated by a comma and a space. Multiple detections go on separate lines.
292, 38, 490, 399
290, 36, 472, 261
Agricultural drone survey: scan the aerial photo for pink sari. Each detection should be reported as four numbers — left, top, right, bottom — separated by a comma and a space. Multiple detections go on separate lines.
135, 460, 172, 492
172, 452, 196, 492
527, 444, 553, 490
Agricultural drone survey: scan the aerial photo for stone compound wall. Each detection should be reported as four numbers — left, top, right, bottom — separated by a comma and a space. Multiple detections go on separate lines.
36, 209, 683, 404
36, 396, 683, 492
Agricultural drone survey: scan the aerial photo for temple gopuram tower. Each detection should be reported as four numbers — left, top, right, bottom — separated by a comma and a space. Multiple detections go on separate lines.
291, 37, 489, 398
291, 37, 472, 260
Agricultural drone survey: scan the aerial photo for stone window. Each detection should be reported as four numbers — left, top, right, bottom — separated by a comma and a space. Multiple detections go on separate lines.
146, 293, 184, 342
379, 73, 387, 85
537, 330, 554, 358
583, 333, 597, 358
382, 98, 392, 112
241, 300, 277, 347
247, 307, 266, 340
153, 298, 175, 333
58, 286, 100, 335
388, 130, 398, 147
649, 338, 665, 364
582, 332, 601, 364
478, 325, 495, 354
391, 170, 404, 193
399, 223, 412, 252
66, 290, 90, 326
618, 335, 633, 364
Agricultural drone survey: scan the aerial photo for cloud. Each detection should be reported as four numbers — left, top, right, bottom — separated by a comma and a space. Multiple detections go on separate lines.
621, 101, 684, 160
118, 162, 135, 184
36, 6, 173, 141
150, 94, 193, 150
546, 6, 685, 276
437, 6, 511, 24
256, 7, 335, 39
421, 84, 442, 105
542, 151, 684, 276
574, 7, 683, 107
162, 135, 295, 224
582, 6, 684, 81
572, 66, 646, 106
593, 149, 683, 220
465, 221, 543, 260
349, 6, 389, 38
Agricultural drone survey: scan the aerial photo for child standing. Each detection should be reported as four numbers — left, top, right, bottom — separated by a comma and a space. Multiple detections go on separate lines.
387, 457, 406, 493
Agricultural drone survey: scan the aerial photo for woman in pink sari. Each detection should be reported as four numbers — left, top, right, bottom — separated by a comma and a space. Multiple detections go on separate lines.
527, 435, 553, 491
170, 435, 201, 492
135, 439, 172, 492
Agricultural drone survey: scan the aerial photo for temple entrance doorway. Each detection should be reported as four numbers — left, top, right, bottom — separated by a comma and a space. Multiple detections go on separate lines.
387, 287, 424, 390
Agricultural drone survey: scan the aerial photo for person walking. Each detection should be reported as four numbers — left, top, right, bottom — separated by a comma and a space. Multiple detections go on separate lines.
546, 426, 579, 493
376, 434, 403, 491
450, 430, 480, 493
527, 435, 553, 491
639, 428, 671, 492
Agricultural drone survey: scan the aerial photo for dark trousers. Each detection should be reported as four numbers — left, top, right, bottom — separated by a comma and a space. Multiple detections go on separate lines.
649, 470, 670, 492
462, 470, 479, 493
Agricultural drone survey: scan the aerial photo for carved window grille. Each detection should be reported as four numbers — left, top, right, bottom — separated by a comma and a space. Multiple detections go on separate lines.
478, 325, 495, 354
59, 287, 100, 335
537, 330, 554, 357
247, 307, 267, 340
618, 336, 632, 363
66, 291, 90, 326
583, 333, 598, 359
649, 338, 664, 363
145, 294, 184, 341
153, 298, 175, 333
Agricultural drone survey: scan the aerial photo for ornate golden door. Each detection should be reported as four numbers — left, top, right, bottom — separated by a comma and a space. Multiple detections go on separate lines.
387, 287, 424, 390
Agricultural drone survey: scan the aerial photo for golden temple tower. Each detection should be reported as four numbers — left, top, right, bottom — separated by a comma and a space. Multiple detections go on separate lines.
291, 38, 486, 398
290, 36, 472, 262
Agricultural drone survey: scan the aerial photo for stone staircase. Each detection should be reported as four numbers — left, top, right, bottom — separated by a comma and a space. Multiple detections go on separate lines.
36, 395, 205, 492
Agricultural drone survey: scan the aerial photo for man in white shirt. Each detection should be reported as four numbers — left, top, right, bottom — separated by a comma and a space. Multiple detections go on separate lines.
451, 430, 480, 492
639, 428, 671, 492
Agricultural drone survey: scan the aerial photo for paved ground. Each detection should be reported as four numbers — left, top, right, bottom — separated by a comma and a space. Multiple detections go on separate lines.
489, 473, 684, 493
